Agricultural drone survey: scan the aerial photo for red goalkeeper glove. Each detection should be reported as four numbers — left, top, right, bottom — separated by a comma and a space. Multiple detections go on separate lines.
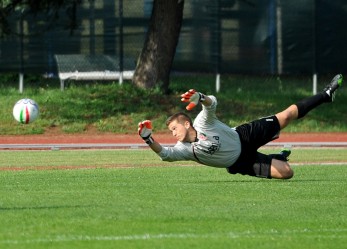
138, 120, 154, 145
181, 89, 205, 110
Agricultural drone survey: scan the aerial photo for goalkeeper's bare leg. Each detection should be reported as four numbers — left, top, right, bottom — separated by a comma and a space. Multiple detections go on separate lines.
270, 74, 343, 179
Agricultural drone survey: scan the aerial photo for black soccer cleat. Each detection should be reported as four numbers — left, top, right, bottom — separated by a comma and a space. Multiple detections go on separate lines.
269, 148, 291, 162
323, 74, 343, 102
280, 148, 291, 162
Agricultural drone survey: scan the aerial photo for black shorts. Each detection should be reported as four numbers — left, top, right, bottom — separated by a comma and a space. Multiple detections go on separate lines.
227, 115, 281, 178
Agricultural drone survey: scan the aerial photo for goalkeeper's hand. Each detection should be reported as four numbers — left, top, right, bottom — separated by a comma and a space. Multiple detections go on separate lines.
138, 120, 154, 145
181, 89, 205, 110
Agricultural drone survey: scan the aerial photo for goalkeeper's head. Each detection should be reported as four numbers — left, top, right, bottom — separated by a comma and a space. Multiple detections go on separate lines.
166, 112, 196, 143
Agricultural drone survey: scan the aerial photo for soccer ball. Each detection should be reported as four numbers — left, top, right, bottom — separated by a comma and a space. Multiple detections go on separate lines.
13, 98, 39, 124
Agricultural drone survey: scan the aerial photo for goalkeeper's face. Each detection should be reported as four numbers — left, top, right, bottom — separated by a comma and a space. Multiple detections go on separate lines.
168, 119, 190, 142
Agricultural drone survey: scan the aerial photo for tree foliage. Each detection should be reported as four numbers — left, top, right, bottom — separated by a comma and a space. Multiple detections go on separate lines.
0, 0, 81, 35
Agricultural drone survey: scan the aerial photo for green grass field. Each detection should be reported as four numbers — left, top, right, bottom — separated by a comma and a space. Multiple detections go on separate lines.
0, 148, 346, 249
1, 74, 346, 135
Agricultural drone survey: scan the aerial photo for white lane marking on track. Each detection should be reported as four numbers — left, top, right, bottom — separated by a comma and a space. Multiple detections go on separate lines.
291, 162, 347, 166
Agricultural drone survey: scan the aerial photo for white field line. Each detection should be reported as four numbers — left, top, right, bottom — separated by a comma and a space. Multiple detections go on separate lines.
1, 228, 347, 244
1, 141, 347, 150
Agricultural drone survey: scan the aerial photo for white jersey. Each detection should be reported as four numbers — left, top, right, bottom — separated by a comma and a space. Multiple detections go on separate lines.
157, 96, 241, 168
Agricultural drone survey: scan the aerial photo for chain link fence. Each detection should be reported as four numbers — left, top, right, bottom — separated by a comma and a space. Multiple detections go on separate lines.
0, 0, 346, 81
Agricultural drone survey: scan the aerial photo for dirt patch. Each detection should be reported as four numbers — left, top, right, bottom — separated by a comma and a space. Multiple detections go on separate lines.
275, 133, 347, 142
0, 133, 175, 144
1, 132, 347, 144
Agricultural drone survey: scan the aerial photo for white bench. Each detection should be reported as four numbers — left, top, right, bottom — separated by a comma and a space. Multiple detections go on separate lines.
55, 54, 134, 90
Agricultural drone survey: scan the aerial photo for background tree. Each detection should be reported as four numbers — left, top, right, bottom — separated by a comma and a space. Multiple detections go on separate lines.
1, 0, 184, 93
132, 0, 184, 93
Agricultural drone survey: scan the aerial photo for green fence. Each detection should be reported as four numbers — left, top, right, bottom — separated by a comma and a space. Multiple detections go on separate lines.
0, 0, 346, 77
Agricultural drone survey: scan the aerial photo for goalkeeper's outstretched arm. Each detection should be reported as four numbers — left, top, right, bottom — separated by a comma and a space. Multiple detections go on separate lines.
138, 89, 211, 153
138, 120, 162, 153
147, 139, 162, 153
181, 89, 212, 110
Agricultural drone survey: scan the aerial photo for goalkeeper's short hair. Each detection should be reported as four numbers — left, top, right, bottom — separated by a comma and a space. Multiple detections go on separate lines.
166, 112, 193, 127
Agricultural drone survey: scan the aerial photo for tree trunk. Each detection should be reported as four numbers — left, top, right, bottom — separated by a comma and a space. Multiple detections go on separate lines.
133, 0, 184, 93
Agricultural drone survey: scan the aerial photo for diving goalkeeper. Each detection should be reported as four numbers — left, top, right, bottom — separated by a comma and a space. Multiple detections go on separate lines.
138, 74, 343, 179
